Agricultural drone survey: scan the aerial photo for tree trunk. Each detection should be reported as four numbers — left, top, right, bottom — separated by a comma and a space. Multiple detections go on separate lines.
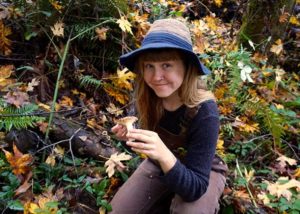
238, 0, 295, 55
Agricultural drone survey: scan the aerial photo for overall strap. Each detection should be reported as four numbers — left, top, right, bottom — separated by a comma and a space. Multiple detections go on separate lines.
179, 104, 201, 135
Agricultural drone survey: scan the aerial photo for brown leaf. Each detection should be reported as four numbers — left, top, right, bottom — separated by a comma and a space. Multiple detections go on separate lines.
95, 27, 108, 41
2, 144, 33, 175
3, 90, 29, 108
15, 171, 32, 196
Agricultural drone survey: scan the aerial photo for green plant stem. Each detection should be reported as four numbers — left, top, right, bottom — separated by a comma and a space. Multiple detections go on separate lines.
44, 39, 71, 146
43, 19, 116, 159
236, 159, 258, 208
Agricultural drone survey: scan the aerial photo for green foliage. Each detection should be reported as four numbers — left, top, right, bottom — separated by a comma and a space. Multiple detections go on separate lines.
225, 48, 257, 94
79, 75, 102, 88
228, 141, 256, 157
243, 100, 285, 146
0, 170, 21, 211
84, 177, 112, 211
0, 101, 45, 131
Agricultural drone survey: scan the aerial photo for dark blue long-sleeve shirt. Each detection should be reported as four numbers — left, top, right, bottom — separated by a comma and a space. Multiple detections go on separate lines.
159, 100, 219, 202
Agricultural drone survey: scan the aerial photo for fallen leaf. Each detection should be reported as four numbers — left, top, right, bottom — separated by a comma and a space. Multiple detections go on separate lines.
2, 144, 33, 175
4, 90, 29, 108
95, 27, 108, 41
27, 78, 40, 92
276, 155, 297, 168
104, 152, 132, 177
45, 154, 56, 167
117, 16, 133, 34
15, 171, 33, 196
0, 20, 12, 55
270, 39, 283, 55
50, 21, 64, 37
113, 68, 136, 90
106, 103, 123, 116
265, 177, 300, 201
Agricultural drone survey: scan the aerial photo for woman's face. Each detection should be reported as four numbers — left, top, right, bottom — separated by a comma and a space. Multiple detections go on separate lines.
143, 60, 185, 99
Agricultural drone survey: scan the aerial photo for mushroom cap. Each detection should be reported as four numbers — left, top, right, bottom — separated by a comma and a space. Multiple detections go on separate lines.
115, 116, 138, 126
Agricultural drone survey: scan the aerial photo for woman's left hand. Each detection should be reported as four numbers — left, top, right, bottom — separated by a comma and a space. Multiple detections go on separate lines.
126, 129, 177, 172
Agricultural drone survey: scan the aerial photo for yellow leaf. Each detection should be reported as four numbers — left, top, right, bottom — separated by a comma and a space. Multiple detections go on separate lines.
0, 65, 15, 90
113, 68, 136, 90
204, 16, 218, 31
50, 21, 64, 37
49, 0, 63, 12
117, 16, 133, 34
289, 16, 300, 26
0, 20, 12, 55
244, 168, 254, 182
45, 154, 56, 166
294, 168, 300, 178
270, 39, 283, 55
104, 86, 129, 104
28, 202, 39, 213
59, 96, 73, 107
214, 0, 223, 7
54, 145, 64, 159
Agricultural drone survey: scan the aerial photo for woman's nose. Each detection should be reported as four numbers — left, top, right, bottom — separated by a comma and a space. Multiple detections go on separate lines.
152, 68, 164, 81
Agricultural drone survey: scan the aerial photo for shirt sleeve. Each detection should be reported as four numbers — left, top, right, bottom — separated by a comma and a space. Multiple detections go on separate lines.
160, 101, 220, 202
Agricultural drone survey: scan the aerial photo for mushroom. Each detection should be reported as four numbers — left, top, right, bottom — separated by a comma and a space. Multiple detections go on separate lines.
115, 116, 138, 141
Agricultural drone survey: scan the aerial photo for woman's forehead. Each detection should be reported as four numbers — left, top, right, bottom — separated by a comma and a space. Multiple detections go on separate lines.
139, 49, 185, 61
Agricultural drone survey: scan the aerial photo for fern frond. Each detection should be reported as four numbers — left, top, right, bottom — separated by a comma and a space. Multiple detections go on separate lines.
243, 100, 285, 147
0, 103, 45, 131
79, 75, 102, 88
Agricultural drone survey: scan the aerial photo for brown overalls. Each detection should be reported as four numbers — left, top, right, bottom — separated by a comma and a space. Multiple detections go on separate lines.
109, 106, 228, 214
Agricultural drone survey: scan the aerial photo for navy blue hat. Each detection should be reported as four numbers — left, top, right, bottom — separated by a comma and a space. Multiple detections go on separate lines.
119, 19, 210, 75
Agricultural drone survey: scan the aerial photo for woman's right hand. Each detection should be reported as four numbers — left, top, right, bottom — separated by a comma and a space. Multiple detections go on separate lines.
111, 124, 129, 141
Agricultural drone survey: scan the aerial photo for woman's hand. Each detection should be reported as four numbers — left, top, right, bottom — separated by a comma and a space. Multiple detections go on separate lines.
111, 124, 129, 141
126, 129, 177, 173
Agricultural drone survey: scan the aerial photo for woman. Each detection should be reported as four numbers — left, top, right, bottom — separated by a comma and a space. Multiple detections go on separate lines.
110, 18, 228, 214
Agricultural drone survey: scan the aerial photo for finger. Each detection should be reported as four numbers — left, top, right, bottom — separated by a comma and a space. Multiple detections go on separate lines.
111, 124, 122, 132
128, 129, 154, 137
126, 141, 148, 150
126, 132, 152, 143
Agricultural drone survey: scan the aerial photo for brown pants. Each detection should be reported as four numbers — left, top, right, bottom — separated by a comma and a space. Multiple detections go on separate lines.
109, 159, 226, 214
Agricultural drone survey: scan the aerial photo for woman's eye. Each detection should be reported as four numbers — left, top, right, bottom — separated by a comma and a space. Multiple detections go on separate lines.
144, 64, 153, 69
162, 63, 171, 69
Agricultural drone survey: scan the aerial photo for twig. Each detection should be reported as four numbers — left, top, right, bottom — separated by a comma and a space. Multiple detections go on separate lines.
36, 128, 81, 153
235, 159, 258, 208
195, 0, 213, 15
282, 139, 300, 161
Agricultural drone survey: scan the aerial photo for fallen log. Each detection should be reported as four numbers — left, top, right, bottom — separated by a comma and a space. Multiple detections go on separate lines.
5, 116, 118, 160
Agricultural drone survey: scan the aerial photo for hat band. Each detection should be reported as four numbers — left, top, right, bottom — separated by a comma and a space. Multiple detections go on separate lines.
142, 32, 193, 51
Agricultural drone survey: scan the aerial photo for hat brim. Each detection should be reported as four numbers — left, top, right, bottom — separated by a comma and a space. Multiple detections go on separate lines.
119, 43, 210, 75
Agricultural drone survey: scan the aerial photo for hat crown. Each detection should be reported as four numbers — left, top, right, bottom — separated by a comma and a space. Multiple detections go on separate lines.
147, 19, 192, 44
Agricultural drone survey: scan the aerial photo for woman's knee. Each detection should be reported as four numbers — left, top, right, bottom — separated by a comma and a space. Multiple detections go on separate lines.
170, 171, 226, 214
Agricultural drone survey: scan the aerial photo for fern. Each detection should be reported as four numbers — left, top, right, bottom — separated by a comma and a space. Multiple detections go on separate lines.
0, 102, 45, 131
243, 100, 285, 147
79, 75, 102, 88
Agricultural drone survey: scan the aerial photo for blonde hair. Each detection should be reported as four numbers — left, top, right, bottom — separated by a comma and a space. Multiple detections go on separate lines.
134, 49, 215, 130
